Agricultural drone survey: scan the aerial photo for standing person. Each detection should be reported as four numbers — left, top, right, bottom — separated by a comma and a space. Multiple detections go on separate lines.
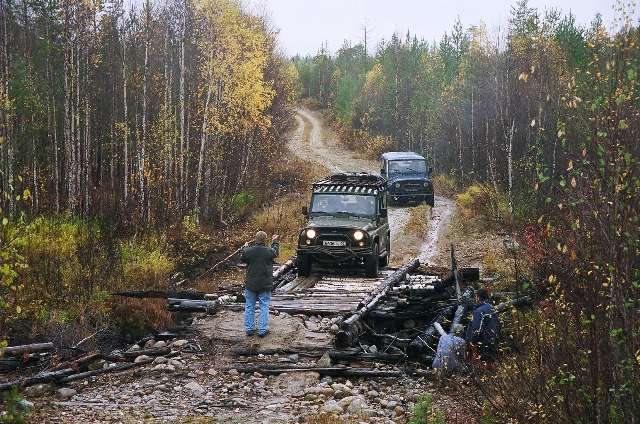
466, 288, 499, 364
240, 231, 279, 337
432, 322, 467, 375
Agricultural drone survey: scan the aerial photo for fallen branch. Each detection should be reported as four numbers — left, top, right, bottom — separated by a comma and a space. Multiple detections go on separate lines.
72, 330, 104, 350
0, 368, 75, 391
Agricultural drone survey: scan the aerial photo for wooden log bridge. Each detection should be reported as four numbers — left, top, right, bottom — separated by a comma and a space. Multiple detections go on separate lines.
335, 258, 420, 348
268, 269, 401, 316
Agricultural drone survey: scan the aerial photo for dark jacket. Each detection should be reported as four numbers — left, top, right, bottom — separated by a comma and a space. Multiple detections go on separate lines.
240, 241, 279, 292
466, 302, 498, 346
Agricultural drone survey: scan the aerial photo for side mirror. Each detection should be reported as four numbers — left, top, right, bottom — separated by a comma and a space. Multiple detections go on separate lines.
301, 206, 308, 216
380, 168, 386, 176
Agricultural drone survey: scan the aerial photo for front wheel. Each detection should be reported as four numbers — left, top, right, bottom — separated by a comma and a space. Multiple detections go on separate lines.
379, 237, 390, 268
297, 253, 312, 277
365, 243, 380, 277
426, 194, 435, 207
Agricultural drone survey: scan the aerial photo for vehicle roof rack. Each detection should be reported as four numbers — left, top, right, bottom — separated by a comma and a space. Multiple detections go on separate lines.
313, 173, 386, 194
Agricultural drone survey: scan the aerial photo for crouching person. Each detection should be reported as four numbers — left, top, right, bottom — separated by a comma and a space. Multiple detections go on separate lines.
240, 231, 279, 337
432, 322, 467, 378
466, 288, 499, 368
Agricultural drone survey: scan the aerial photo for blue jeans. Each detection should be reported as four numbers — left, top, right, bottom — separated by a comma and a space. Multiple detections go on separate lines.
244, 288, 271, 334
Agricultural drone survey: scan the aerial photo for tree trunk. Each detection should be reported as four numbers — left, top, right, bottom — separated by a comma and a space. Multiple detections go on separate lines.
140, 0, 150, 222
178, 1, 186, 210
507, 119, 515, 214
195, 79, 212, 214
122, 24, 129, 206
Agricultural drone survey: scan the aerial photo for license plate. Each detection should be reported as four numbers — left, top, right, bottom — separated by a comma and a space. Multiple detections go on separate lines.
323, 240, 346, 247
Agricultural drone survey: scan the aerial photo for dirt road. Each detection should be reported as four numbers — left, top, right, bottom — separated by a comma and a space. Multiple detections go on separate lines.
30, 107, 459, 424
290, 107, 454, 266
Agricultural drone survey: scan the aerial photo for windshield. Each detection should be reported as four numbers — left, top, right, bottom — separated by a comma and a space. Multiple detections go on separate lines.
388, 160, 426, 175
310, 194, 376, 217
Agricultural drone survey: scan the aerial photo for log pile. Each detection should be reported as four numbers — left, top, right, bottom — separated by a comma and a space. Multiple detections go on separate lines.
335, 259, 420, 348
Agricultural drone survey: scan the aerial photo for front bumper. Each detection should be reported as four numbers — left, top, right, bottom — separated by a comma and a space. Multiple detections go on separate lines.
389, 192, 433, 202
297, 245, 373, 262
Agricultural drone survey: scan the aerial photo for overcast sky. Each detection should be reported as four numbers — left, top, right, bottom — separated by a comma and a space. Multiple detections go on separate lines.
247, 0, 637, 56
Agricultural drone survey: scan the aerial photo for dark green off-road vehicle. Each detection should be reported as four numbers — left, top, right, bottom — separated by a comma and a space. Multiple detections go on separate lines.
296, 173, 390, 278
380, 151, 434, 207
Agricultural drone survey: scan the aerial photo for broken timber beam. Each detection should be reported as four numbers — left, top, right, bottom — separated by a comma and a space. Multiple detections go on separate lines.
335, 258, 420, 348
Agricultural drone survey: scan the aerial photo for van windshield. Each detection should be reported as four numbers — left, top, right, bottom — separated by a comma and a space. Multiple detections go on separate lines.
388, 160, 426, 175
310, 194, 376, 217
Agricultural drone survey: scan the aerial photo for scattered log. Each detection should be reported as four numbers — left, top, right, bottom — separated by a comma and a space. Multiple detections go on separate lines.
59, 358, 152, 384
4, 342, 54, 356
230, 347, 321, 357
335, 259, 420, 348
230, 365, 403, 378
0, 368, 75, 391
49, 351, 101, 372
167, 298, 218, 314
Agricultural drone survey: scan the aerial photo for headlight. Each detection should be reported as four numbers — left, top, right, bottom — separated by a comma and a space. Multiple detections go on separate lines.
394, 182, 401, 188
353, 230, 365, 241
423, 181, 429, 187
305, 229, 316, 239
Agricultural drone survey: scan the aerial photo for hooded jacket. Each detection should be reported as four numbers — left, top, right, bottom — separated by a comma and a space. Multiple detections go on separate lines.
240, 240, 279, 292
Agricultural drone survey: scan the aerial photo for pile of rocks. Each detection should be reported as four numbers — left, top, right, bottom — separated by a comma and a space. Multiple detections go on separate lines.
294, 314, 342, 334
285, 374, 426, 423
